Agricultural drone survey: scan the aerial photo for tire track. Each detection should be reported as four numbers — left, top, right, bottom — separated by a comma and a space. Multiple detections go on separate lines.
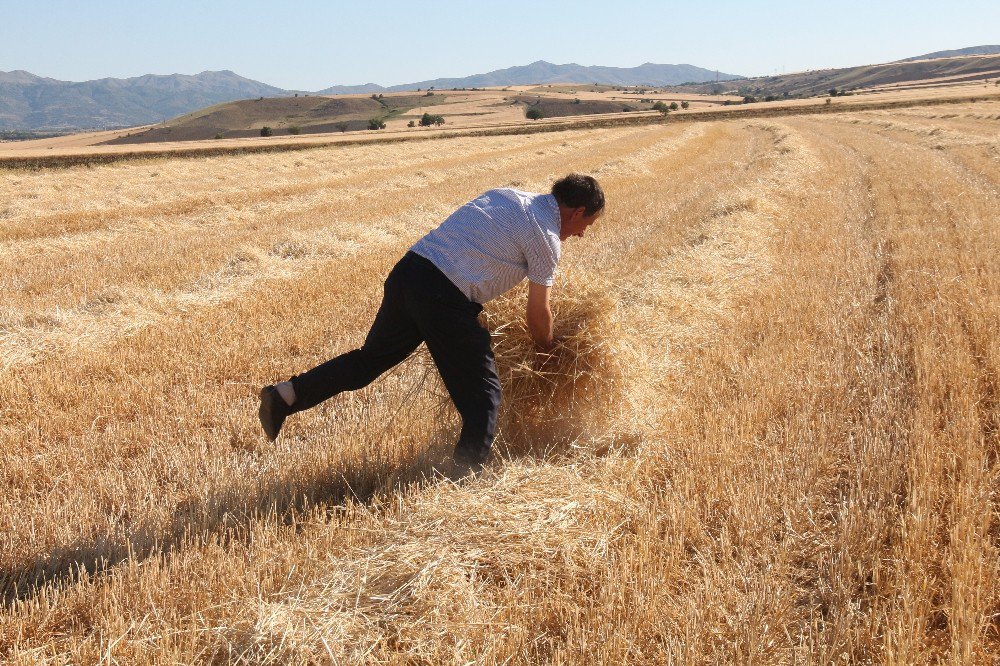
800, 114, 999, 660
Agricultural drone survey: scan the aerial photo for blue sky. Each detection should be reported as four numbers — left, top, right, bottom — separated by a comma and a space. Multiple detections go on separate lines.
2, 0, 997, 89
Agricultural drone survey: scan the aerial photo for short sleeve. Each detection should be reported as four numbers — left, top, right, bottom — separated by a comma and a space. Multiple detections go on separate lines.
525, 228, 560, 286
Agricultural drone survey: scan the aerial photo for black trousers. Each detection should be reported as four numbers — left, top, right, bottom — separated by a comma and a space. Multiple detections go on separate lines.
290, 252, 501, 462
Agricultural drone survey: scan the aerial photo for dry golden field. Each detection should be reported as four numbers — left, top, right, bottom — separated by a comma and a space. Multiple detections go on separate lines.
1, 99, 998, 663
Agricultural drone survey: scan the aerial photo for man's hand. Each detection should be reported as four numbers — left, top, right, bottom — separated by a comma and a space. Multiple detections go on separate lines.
526, 281, 554, 351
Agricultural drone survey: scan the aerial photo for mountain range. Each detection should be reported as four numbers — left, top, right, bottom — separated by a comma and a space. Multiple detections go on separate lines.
317, 61, 739, 95
3, 47, 997, 133
0, 70, 284, 132
0, 61, 738, 132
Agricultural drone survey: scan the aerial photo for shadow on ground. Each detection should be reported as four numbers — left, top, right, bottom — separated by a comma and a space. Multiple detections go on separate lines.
1, 378, 634, 607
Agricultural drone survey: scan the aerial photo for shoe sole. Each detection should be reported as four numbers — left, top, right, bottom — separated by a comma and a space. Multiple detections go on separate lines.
258, 386, 280, 441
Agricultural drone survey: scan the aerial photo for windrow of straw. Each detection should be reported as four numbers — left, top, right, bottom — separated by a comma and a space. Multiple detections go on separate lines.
417, 272, 630, 460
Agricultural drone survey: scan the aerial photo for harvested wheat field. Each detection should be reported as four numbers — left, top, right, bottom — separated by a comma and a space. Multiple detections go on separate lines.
1, 99, 998, 663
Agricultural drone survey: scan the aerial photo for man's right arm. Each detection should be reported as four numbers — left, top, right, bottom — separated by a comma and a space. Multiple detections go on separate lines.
526, 281, 554, 351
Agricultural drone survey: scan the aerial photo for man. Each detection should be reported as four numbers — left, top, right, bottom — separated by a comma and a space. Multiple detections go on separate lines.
259, 173, 605, 467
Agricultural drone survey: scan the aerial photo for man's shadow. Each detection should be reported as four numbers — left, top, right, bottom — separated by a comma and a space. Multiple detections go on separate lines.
3, 432, 460, 605
2, 363, 632, 606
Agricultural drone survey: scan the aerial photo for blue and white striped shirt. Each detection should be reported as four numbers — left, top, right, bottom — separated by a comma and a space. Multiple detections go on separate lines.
411, 189, 562, 304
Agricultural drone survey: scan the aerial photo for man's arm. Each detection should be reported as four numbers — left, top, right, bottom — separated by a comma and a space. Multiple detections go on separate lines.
526, 281, 554, 351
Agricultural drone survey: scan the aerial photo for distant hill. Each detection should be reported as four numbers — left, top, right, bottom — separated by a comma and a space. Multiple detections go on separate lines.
1, 61, 739, 131
14, 47, 993, 133
318, 61, 740, 95
102, 94, 425, 143
103, 88, 662, 146
670, 53, 1000, 97
900, 45, 1000, 62
0, 70, 285, 131
318, 83, 388, 96
1, 61, 735, 131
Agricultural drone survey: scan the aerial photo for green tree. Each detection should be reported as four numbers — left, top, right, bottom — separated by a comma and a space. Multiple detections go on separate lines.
419, 113, 445, 127
652, 101, 669, 115
288, 125, 301, 135
525, 106, 545, 120
669, 101, 679, 111
681, 101, 689, 109
260, 126, 273, 137
368, 118, 386, 130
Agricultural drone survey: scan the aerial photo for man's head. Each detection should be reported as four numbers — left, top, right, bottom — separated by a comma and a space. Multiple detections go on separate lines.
552, 173, 605, 241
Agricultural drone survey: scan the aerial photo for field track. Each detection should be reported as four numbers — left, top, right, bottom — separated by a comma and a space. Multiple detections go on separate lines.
1, 100, 998, 662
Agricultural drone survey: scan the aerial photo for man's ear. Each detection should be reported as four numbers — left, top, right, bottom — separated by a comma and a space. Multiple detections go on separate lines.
571, 206, 588, 222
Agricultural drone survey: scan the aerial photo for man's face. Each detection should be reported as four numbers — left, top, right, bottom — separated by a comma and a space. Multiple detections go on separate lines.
560, 208, 603, 241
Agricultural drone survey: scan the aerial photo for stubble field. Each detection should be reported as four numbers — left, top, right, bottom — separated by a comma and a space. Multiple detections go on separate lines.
1, 100, 998, 663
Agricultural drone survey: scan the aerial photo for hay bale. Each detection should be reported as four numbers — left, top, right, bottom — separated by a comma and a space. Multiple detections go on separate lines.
417, 273, 628, 457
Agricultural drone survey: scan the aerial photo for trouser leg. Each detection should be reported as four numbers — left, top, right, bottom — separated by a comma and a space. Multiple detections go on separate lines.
405, 279, 501, 462
427, 327, 501, 461
290, 261, 422, 412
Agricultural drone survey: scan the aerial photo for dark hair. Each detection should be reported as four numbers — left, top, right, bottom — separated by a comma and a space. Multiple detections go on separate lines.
551, 173, 605, 216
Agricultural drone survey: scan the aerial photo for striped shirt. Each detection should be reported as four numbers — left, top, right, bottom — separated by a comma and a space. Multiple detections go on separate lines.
410, 188, 561, 304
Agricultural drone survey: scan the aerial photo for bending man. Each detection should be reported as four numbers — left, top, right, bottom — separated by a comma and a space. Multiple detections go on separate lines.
259, 173, 605, 467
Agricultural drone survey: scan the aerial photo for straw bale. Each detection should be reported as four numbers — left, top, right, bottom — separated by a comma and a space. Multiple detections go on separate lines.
415, 272, 629, 459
